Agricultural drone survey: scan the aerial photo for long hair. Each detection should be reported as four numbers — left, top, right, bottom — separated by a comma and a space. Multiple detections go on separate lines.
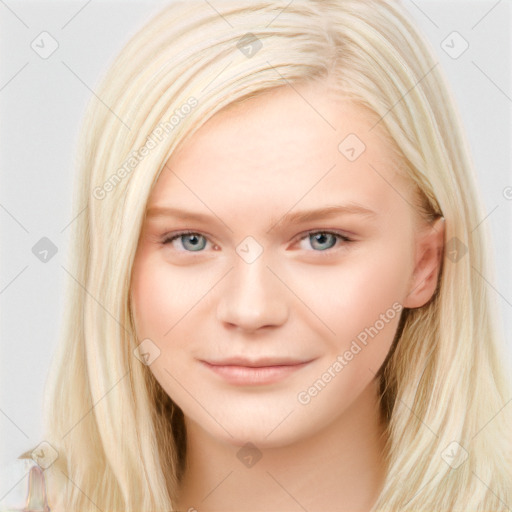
36, 1, 512, 510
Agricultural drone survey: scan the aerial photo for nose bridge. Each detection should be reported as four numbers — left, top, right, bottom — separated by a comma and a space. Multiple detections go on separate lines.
216, 250, 288, 331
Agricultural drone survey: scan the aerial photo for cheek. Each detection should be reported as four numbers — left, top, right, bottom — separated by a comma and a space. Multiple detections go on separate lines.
292, 242, 411, 358
131, 254, 220, 343
339, 238, 412, 310
131, 254, 185, 339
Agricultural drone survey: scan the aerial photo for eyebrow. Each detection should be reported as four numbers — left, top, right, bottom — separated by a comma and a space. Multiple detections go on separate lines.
146, 203, 377, 230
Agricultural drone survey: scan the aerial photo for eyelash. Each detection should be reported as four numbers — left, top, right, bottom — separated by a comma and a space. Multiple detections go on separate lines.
160, 229, 354, 256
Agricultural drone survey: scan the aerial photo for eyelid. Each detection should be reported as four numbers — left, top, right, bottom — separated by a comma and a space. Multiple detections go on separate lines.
294, 228, 353, 243
161, 230, 217, 251
293, 229, 353, 255
161, 229, 354, 254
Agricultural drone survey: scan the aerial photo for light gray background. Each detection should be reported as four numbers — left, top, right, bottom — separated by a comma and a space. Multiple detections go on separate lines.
1, 0, 511, 481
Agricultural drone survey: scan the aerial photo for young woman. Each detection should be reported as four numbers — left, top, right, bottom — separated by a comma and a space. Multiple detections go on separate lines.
20, 0, 512, 510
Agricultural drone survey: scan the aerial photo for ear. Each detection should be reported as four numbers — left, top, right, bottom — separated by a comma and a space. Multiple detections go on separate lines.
403, 216, 445, 309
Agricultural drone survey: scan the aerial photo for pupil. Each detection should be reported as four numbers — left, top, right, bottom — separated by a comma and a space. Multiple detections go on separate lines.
312, 232, 333, 250
184, 234, 204, 251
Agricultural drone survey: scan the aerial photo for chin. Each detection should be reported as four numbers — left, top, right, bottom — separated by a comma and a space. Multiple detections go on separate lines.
194, 414, 313, 450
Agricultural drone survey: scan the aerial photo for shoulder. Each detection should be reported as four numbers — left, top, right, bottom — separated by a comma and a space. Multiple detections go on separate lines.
4, 456, 69, 512
16, 447, 67, 512
33, 463, 67, 512
1, 457, 50, 511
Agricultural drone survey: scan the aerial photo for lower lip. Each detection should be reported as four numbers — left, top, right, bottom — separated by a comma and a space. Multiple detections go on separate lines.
200, 361, 311, 386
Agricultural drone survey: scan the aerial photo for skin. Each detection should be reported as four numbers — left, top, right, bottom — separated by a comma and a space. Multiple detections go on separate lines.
130, 82, 444, 512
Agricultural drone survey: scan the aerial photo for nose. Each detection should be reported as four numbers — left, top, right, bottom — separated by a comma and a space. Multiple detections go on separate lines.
216, 256, 289, 332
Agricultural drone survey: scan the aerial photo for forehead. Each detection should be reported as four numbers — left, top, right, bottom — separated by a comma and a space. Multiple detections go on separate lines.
148, 84, 409, 221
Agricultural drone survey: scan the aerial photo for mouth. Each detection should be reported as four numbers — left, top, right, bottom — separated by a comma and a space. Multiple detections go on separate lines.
199, 357, 315, 386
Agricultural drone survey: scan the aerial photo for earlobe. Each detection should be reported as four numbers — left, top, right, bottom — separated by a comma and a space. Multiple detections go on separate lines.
403, 216, 445, 309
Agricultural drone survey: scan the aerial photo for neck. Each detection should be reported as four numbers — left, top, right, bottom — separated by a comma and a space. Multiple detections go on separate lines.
175, 378, 388, 512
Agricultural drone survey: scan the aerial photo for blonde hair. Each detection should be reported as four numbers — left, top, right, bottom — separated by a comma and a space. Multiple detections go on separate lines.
35, 0, 512, 510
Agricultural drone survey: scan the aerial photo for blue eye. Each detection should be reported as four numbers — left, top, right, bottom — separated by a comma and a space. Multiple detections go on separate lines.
302, 231, 342, 251
161, 230, 352, 254
163, 231, 209, 252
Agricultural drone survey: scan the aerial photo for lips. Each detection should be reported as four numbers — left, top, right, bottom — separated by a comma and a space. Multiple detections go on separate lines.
201, 356, 312, 367
199, 357, 315, 386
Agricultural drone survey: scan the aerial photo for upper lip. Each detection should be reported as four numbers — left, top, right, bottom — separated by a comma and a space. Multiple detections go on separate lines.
201, 357, 313, 367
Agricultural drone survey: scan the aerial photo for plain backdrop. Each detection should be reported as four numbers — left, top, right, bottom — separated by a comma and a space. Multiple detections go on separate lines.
1, 0, 511, 486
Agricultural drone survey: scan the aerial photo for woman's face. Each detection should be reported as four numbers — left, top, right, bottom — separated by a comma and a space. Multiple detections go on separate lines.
130, 83, 443, 447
